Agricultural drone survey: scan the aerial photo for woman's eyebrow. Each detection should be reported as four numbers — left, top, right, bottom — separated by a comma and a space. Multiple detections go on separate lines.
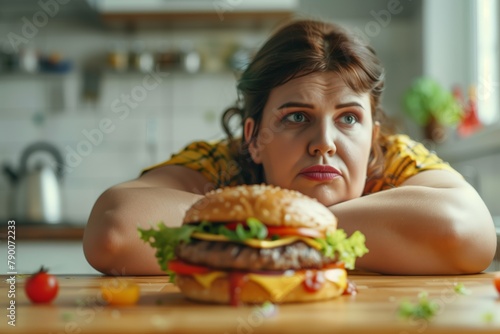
335, 102, 365, 110
277, 101, 365, 110
277, 102, 314, 110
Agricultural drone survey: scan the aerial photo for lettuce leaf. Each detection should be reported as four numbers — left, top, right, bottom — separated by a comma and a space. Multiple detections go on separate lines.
216, 217, 268, 242
315, 230, 369, 270
138, 218, 268, 279
138, 223, 196, 280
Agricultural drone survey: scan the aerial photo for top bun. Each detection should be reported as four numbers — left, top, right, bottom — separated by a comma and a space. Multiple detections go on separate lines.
183, 184, 337, 230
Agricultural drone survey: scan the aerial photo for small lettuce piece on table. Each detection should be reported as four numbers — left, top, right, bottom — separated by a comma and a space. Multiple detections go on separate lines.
398, 292, 440, 321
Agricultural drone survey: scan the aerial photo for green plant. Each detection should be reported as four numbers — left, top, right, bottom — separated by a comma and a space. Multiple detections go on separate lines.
403, 77, 463, 126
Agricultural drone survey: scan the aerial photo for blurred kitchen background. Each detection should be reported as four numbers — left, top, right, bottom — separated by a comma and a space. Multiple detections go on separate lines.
0, 0, 499, 273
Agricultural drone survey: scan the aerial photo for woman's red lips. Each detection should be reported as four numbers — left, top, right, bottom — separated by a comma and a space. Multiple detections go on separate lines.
299, 165, 342, 181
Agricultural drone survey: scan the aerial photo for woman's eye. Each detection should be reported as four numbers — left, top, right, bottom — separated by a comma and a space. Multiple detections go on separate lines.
284, 112, 307, 123
339, 113, 358, 125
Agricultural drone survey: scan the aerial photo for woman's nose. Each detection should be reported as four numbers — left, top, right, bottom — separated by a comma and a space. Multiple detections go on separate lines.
307, 123, 337, 157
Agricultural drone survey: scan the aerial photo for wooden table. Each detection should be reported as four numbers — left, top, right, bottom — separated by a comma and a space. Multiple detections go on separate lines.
2, 272, 500, 334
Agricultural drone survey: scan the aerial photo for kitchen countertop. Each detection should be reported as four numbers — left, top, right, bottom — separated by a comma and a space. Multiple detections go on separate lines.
2, 272, 499, 333
0, 222, 85, 240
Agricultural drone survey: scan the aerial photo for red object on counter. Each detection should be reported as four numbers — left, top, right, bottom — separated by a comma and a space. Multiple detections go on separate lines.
457, 86, 482, 137
25, 267, 59, 303
343, 279, 358, 296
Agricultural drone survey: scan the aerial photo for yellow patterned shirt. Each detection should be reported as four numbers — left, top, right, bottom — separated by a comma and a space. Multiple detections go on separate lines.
144, 134, 458, 194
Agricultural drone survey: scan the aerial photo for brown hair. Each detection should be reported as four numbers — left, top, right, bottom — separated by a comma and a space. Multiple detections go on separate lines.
222, 19, 391, 185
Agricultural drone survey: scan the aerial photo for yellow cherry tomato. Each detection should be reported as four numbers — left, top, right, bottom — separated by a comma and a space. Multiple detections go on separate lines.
101, 280, 140, 306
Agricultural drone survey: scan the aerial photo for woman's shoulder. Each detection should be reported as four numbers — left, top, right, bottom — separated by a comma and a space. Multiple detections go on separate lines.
365, 134, 457, 194
179, 138, 232, 151
382, 134, 440, 161
171, 138, 242, 163
142, 138, 243, 188
383, 133, 421, 149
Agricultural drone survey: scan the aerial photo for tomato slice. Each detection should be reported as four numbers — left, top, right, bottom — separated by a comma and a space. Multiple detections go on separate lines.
267, 226, 324, 239
168, 259, 211, 275
223, 222, 324, 239
322, 262, 345, 270
224, 222, 246, 230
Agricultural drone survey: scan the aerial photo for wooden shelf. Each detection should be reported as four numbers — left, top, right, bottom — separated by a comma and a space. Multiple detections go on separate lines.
100, 11, 294, 30
1, 223, 85, 241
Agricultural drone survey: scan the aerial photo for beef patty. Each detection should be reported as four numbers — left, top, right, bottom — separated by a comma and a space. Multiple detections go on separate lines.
175, 239, 336, 271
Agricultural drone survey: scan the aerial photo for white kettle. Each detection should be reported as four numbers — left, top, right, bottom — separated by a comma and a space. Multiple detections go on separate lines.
3, 142, 64, 224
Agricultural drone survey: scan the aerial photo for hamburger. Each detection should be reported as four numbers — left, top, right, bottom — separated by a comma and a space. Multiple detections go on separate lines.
139, 184, 368, 305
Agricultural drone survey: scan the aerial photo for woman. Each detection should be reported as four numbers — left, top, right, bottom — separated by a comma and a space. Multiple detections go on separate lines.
83, 20, 496, 275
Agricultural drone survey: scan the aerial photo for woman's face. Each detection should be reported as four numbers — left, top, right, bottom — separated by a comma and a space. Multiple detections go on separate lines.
244, 72, 377, 207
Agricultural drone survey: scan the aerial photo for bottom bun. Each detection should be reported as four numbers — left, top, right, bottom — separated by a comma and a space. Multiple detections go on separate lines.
175, 268, 347, 304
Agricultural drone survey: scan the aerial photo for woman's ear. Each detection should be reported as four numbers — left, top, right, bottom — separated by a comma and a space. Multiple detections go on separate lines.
244, 118, 262, 164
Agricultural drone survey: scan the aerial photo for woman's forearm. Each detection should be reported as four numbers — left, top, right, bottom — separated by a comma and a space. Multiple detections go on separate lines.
83, 182, 203, 275
330, 182, 496, 275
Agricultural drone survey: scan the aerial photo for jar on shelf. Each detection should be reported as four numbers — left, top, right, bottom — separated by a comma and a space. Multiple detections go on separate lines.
107, 43, 128, 72
129, 40, 155, 73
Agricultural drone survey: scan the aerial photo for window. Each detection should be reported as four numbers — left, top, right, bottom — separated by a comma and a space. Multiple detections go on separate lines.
475, 0, 499, 125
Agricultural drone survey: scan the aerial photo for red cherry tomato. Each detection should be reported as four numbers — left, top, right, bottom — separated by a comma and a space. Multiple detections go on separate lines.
494, 274, 500, 294
303, 270, 325, 293
25, 266, 59, 303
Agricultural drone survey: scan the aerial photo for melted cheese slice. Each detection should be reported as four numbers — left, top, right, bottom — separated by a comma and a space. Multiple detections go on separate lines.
324, 268, 347, 291
192, 271, 226, 289
191, 232, 323, 250
191, 269, 347, 300
247, 273, 305, 301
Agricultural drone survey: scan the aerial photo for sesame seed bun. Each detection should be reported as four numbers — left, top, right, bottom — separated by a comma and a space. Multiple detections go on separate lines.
183, 184, 337, 231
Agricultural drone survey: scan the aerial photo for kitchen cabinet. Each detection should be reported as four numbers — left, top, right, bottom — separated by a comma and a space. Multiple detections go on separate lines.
493, 218, 500, 272
11, 240, 99, 275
